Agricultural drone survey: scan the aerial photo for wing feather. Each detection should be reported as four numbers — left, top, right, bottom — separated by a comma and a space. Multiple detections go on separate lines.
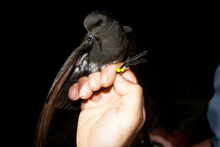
34, 40, 90, 146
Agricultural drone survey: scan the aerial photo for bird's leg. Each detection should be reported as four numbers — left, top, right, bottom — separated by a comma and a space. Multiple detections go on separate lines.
116, 50, 149, 73
88, 34, 96, 46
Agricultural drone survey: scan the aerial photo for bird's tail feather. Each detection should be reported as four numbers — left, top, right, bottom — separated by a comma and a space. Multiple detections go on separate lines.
120, 50, 148, 70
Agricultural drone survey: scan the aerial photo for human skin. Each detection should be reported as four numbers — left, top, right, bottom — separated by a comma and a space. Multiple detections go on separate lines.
68, 62, 146, 147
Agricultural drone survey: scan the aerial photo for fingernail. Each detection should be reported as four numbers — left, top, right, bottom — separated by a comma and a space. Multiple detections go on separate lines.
80, 85, 88, 98
68, 89, 76, 99
101, 73, 108, 86
116, 74, 125, 82
89, 78, 97, 89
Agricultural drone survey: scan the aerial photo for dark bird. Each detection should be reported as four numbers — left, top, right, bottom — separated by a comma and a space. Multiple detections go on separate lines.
34, 10, 148, 147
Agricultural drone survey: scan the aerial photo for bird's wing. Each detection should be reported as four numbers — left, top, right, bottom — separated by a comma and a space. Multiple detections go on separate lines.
123, 26, 137, 59
34, 40, 90, 147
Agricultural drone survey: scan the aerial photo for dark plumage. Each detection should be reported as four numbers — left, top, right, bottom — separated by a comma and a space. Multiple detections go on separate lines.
34, 10, 140, 146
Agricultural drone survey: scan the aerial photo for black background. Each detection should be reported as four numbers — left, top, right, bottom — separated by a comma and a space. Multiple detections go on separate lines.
8, 1, 219, 146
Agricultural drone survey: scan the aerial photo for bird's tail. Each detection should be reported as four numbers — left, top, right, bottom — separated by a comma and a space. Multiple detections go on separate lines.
117, 50, 149, 73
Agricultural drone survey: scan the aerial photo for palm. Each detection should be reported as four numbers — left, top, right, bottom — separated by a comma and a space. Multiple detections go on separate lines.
77, 86, 131, 146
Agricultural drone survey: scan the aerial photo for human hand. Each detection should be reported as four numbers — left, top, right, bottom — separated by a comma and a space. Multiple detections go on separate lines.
68, 63, 146, 147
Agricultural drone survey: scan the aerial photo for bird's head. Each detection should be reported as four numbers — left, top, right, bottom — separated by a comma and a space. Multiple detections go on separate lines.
83, 11, 115, 36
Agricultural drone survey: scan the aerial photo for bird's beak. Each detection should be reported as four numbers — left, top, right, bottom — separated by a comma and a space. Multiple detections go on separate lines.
88, 34, 96, 46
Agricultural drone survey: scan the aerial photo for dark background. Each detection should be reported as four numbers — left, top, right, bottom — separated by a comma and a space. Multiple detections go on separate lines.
8, 1, 219, 146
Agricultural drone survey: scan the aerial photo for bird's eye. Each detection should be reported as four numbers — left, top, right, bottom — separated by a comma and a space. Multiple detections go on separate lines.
99, 19, 103, 24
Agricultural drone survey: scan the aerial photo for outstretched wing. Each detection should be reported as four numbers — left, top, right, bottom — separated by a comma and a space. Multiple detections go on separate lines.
34, 40, 90, 147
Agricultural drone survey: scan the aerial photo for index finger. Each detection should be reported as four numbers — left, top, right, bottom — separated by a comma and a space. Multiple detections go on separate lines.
101, 62, 138, 88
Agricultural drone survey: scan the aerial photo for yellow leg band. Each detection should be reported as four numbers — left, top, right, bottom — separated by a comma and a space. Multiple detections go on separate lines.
116, 67, 125, 73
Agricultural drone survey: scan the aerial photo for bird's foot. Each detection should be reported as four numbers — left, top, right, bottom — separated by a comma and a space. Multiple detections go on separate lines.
116, 50, 149, 73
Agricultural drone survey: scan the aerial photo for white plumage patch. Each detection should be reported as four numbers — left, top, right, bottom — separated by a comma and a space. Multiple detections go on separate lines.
89, 62, 99, 73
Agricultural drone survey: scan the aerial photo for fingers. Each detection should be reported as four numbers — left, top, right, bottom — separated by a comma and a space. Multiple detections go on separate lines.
68, 77, 93, 101
68, 62, 125, 101
100, 64, 118, 87
88, 72, 102, 91
68, 83, 79, 100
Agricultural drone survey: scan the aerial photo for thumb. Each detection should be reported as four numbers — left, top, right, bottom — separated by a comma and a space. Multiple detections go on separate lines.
113, 74, 143, 100
113, 73, 145, 131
